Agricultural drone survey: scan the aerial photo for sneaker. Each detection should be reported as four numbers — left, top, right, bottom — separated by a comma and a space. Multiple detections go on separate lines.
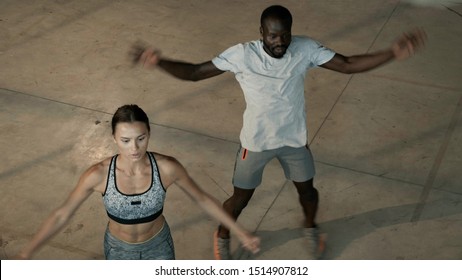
213, 230, 231, 260
303, 227, 325, 259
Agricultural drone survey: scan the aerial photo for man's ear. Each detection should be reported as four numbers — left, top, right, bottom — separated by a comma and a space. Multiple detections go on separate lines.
260, 26, 263, 37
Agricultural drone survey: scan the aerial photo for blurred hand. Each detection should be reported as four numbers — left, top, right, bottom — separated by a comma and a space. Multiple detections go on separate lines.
240, 232, 261, 254
11, 253, 29, 260
392, 28, 427, 60
130, 42, 161, 68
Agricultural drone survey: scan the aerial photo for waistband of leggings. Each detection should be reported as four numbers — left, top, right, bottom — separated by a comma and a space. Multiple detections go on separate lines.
106, 221, 166, 245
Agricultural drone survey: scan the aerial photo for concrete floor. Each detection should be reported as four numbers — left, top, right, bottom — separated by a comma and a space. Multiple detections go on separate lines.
0, 0, 461, 260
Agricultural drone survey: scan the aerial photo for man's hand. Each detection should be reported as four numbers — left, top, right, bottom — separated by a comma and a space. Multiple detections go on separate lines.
392, 28, 427, 60
130, 42, 161, 68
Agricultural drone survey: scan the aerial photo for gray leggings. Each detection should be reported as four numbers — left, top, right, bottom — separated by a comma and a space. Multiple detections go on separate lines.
104, 222, 175, 260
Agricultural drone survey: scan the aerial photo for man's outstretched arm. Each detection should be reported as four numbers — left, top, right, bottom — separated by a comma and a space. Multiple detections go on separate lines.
321, 28, 427, 74
130, 44, 225, 81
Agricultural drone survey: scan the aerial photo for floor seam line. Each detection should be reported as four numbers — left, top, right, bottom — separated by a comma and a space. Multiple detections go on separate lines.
0, 87, 240, 145
309, 2, 400, 146
314, 160, 426, 187
411, 92, 462, 222
367, 73, 461, 92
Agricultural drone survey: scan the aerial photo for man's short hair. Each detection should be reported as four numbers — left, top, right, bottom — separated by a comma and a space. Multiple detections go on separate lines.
260, 5, 292, 26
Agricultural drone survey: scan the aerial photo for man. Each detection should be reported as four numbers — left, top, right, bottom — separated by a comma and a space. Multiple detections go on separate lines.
131, 5, 426, 259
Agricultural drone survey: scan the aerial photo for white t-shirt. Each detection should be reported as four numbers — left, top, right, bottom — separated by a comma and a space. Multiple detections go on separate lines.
212, 36, 335, 152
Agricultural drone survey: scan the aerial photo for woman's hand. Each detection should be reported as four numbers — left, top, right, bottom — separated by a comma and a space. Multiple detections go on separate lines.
239, 231, 261, 254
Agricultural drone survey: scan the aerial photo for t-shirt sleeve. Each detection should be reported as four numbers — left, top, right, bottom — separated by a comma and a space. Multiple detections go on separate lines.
303, 37, 336, 67
211, 44, 245, 73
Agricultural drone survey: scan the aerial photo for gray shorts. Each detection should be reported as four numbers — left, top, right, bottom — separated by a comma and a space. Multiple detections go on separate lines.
232, 145, 316, 189
104, 222, 175, 260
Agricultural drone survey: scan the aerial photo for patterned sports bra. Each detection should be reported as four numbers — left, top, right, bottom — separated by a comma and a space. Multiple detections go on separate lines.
102, 152, 166, 224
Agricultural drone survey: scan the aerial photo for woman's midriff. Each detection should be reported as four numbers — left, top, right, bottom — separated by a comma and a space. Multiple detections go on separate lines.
108, 215, 166, 244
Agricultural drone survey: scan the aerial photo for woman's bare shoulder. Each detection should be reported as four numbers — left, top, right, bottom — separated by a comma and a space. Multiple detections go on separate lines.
88, 156, 113, 172
149, 151, 185, 187
79, 156, 114, 187
150, 151, 179, 165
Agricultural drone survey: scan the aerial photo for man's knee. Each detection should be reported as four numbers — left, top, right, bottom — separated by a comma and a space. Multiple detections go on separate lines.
225, 187, 254, 212
299, 187, 318, 202
294, 180, 318, 202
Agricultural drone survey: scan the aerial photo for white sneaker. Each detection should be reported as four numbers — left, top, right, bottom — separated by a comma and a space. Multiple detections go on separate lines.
303, 227, 325, 259
213, 230, 231, 260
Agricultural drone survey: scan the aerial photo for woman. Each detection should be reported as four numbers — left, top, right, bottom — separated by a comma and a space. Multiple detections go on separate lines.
16, 104, 260, 259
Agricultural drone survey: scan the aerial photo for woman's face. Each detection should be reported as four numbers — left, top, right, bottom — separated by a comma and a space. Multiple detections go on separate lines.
113, 121, 150, 161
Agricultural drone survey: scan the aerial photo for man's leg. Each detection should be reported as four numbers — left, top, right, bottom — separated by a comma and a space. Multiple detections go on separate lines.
213, 187, 255, 260
214, 146, 272, 259
277, 146, 317, 228
217, 187, 256, 238
277, 145, 321, 258
293, 178, 318, 228
293, 178, 324, 259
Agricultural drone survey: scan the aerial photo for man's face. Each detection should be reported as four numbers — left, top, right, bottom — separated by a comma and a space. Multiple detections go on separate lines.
260, 17, 292, 58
